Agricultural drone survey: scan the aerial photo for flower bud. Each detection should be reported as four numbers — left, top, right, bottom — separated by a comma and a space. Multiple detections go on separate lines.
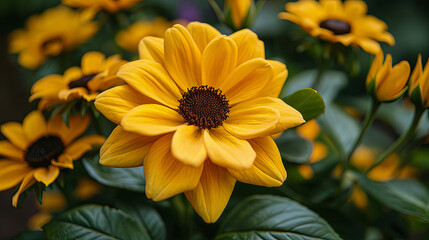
224, 0, 254, 30
409, 54, 429, 108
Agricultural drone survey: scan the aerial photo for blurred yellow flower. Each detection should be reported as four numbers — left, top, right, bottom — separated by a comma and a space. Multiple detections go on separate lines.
9, 6, 98, 69
0, 111, 105, 207
30, 51, 127, 109
278, 0, 394, 54
366, 51, 410, 102
95, 22, 304, 223
63, 0, 143, 13
409, 54, 429, 108
116, 18, 174, 52
225, 0, 253, 29
296, 119, 320, 141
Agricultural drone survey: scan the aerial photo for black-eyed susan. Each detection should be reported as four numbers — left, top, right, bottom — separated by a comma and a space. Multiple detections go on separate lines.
366, 51, 410, 102
62, 0, 143, 13
0, 111, 105, 207
9, 6, 98, 70
409, 55, 429, 108
278, 0, 394, 55
95, 22, 305, 223
225, 0, 253, 29
116, 18, 174, 52
30, 51, 127, 110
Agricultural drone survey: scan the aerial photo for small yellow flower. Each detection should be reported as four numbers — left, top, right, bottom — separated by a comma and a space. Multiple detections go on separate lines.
95, 22, 305, 222
63, 0, 143, 13
30, 51, 127, 109
0, 111, 105, 207
366, 51, 410, 102
116, 18, 174, 52
9, 6, 98, 69
225, 0, 253, 29
409, 54, 429, 108
278, 0, 394, 54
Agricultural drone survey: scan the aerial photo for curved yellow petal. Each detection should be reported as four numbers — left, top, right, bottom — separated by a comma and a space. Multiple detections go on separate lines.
185, 160, 236, 223
356, 38, 381, 55
202, 35, 237, 88
117, 60, 182, 109
12, 169, 37, 207
34, 165, 60, 187
186, 22, 221, 53
366, 50, 384, 85
230, 29, 264, 65
172, 125, 206, 167
0, 140, 24, 160
63, 66, 83, 84
228, 136, 286, 187
203, 127, 255, 170
377, 60, 410, 101
100, 126, 159, 168
30, 75, 67, 102
49, 114, 90, 146
221, 58, 273, 105
144, 134, 204, 201
410, 54, 422, 91
1, 122, 29, 150
138, 37, 165, 65
52, 154, 74, 169
82, 51, 105, 75
121, 104, 185, 136
344, 0, 367, 18
23, 111, 47, 144
165, 24, 202, 91
261, 60, 288, 97
65, 135, 105, 160
0, 160, 31, 191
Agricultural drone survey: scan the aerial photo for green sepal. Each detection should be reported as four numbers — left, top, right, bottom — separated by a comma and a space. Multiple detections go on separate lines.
410, 84, 424, 109
366, 76, 378, 101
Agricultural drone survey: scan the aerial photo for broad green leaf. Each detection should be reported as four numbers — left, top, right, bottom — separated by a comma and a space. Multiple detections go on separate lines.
217, 195, 343, 240
283, 88, 325, 121
353, 172, 429, 222
275, 130, 312, 164
43, 204, 151, 240
116, 198, 166, 240
83, 156, 145, 193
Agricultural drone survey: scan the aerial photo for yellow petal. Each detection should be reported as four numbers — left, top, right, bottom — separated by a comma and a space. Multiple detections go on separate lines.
298, 165, 314, 180
30, 75, 67, 102
224, 104, 280, 139
34, 166, 60, 187
410, 54, 422, 91
366, 50, 384, 85
185, 160, 236, 223
82, 51, 105, 75
52, 154, 74, 169
230, 29, 264, 65
172, 125, 206, 167
18, 49, 46, 70
121, 104, 185, 136
63, 66, 83, 84
226, 0, 252, 29
377, 60, 410, 101
203, 127, 255, 170
100, 126, 158, 167
202, 35, 237, 87
144, 134, 203, 201
1, 122, 29, 150
186, 22, 221, 53
0, 140, 24, 160
65, 135, 105, 160
138, 37, 165, 65
117, 60, 182, 109
48, 114, 90, 145
344, 0, 367, 18
261, 60, 288, 97
420, 58, 429, 107
228, 136, 286, 187
165, 24, 202, 91
356, 38, 381, 55
23, 111, 48, 144
12, 170, 37, 207
221, 58, 273, 105
0, 160, 31, 191
375, 54, 392, 88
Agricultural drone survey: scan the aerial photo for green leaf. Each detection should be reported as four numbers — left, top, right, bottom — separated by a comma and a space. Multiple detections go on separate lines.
283, 88, 325, 121
83, 156, 145, 193
116, 198, 166, 240
217, 195, 343, 240
353, 172, 429, 222
43, 204, 151, 240
275, 130, 312, 164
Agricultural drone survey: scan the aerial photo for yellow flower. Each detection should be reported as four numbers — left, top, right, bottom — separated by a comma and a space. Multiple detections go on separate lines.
9, 6, 98, 69
30, 51, 127, 109
296, 119, 320, 141
366, 51, 410, 102
0, 111, 105, 207
95, 22, 305, 222
409, 54, 429, 108
63, 0, 143, 13
278, 0, 394, 54
116, 18, 174, 52
348, 185, 368, 209
225, 0, 253, 29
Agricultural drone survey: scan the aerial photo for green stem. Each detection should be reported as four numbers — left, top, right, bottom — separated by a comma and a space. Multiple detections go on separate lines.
366, 108, 425, 173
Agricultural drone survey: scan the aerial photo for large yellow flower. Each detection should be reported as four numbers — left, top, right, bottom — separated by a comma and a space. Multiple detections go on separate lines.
63, 0, 143, 13
30, 51, 126, 110
95, 22, 305, 222
0, 111, 105, 207
278, 0, 394, 54
9, 6, 98, 70
409, 54, 429, 108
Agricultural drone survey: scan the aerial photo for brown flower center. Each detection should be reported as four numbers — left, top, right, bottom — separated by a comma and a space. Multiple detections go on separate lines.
319, 19, 351, 35
24, 135, 65, 168
68, 74, 98, 91
178, 85, 230, 129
